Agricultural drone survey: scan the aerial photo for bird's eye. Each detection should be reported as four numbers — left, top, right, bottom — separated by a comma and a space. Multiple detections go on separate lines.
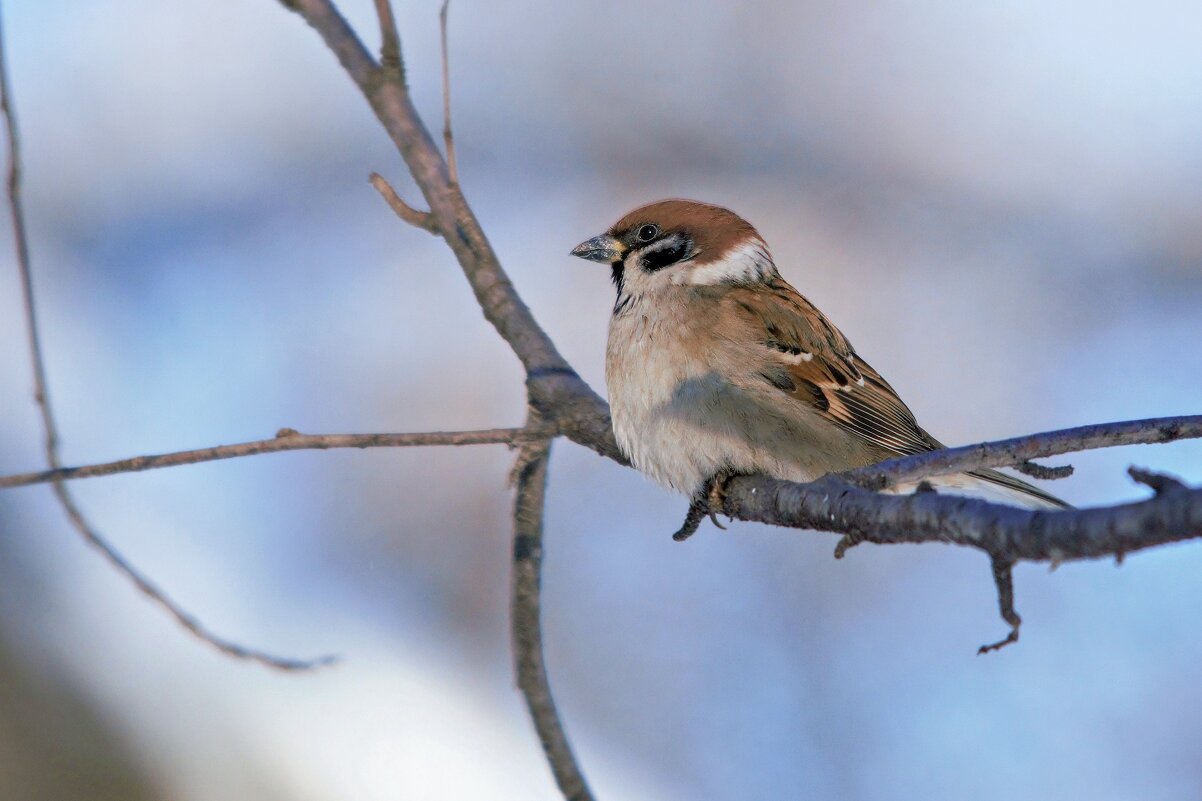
637, 224, 659, 242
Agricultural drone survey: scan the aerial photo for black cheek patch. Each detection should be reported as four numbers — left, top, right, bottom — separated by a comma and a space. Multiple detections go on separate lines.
640, 239, 691, 272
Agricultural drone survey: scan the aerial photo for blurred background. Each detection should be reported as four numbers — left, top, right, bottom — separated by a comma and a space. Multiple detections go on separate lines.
1, 1, 1200, 799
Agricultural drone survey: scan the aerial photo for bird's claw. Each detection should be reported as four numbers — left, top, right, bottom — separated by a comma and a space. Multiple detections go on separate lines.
672, 470, 735, 541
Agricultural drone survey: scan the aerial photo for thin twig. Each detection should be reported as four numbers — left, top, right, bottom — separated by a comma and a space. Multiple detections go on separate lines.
0, 7, 53, 453
439, 0, 457, 184
978, 555, 1021, 654
1128, 466, 1189, 496
372, 0, 401, 74
0, 10, 328, 672
369, 172, 439, 233
0, 427, 535, 490
510, 421, 595, 801
280, 0, 582, 380
848, 415, 1202, 491
833, 531, 864, 559
1013, 459, 1074, 481
52, 484, 338, 670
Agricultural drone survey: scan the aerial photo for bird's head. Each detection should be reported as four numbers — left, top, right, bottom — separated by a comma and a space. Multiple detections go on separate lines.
570, 199, 777, 302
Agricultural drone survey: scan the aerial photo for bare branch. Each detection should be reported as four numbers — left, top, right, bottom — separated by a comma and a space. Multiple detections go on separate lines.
285, 0, 377, 85
848, 415, 1202, 490
0, 427, 534, 490
439, 0, 458, 185
0, 8, 54, 458
279, 0, 584, 384
0, 12, 329, 671
510, 424, 595, 801
369, 171, 438, 233
53, 480, 338, 671
723, 470, 1202, 565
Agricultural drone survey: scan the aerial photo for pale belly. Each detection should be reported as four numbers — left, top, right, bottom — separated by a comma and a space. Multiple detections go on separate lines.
605, 311, 865, 495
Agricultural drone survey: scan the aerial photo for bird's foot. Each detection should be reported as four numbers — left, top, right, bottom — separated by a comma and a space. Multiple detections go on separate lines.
672, 470, 737, 542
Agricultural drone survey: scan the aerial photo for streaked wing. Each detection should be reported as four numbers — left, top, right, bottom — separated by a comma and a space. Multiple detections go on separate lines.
723, 279, 938, 459
722, 278, 1069, 508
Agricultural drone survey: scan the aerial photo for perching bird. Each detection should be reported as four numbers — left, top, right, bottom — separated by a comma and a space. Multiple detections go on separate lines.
571, 199, 1066, 538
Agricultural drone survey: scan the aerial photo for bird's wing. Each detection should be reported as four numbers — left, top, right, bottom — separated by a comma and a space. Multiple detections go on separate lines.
720, 279, 1069, 508
722, 278, 938, 458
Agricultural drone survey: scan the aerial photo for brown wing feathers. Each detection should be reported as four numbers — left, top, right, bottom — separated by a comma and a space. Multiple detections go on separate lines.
724, 279, 1069, 508
727, 281, 936, 459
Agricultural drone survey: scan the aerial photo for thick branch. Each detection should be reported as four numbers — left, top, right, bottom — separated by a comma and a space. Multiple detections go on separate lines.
0, 427, 532, 490
510, 428, 595, 801
723, 471, 1202, 565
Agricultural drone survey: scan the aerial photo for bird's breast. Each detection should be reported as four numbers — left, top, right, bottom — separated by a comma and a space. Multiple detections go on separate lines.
605, 300, 787, 493
604, 295, 863, 494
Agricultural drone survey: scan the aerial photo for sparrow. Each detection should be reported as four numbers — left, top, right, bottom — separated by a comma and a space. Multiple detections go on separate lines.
571, 199, 1067, 539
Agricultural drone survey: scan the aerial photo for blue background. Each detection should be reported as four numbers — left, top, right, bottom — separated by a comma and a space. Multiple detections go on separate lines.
1, 1, 1200, 798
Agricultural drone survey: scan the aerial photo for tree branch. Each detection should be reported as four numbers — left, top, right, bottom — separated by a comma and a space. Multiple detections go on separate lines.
279, 0, 586, 384
439, 0, 458, 185
276, 0, 1202, 665
722, 470, 1202, 565
510, 422, 595, 801
0, 427, 534, 490
47, 482, 339, 671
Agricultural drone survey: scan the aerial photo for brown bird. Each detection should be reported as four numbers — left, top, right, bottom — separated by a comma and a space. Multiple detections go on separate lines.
571, 199, 1066, 538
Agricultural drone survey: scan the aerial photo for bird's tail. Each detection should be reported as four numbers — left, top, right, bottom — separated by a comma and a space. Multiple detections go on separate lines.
897, 468, 1070, 510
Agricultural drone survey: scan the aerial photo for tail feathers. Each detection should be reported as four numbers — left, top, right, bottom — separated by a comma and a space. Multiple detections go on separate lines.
898, 468, 1070, 510
970, 468, 1070, 509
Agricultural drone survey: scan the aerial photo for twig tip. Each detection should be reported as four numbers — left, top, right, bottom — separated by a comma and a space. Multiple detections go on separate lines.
1015, 459, 1075, 480
1128, 466, 1188, 495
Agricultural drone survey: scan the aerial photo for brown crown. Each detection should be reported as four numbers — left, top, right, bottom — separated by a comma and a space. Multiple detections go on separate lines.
609, 199, 762, 266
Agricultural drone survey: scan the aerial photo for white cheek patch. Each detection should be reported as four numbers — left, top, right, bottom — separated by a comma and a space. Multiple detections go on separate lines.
676, 240, 776, 285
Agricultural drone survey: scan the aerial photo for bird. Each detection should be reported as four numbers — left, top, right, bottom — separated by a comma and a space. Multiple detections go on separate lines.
570, 199, 1067, 539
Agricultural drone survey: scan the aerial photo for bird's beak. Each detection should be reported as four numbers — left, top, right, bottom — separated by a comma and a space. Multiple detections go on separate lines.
570, 233, 626, 264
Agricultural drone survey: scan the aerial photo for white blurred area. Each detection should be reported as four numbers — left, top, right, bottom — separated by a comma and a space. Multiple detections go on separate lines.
1, 1, 1200, 799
